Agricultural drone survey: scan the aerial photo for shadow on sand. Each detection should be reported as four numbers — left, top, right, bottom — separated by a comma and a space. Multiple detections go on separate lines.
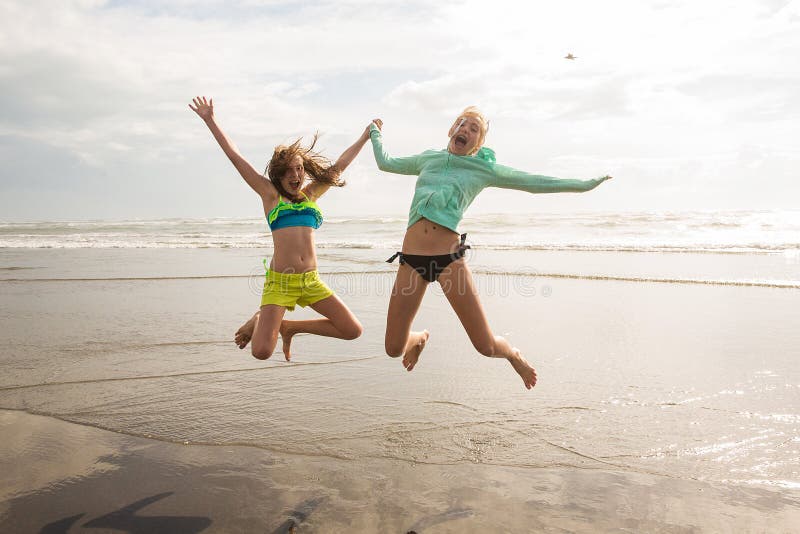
40, 492, 212, 534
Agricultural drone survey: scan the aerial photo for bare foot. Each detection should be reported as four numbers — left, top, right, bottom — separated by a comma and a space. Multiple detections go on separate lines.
234, 312, 259, 349
279, 322, 295, 361
403, 330, 429, 372
508, 349, 537, 390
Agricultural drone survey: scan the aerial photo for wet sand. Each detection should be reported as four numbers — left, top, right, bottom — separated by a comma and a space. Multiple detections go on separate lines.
2, 247, 800, 532
3, 409, 799, 533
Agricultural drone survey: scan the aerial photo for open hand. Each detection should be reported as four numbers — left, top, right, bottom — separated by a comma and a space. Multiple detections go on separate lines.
189, 96, 214, 121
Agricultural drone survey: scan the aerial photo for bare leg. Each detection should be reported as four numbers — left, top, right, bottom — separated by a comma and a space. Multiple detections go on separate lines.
234, 311, 259, 349
250, 305, 287, 360
385, 264, 430, 370
278, 294, 363, 361
437, 259, 537, 389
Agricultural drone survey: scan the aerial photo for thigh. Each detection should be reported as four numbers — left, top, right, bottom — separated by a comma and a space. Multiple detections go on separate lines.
252, 304, 286, 348
386, 263, 429, 342
309, 293, 359, 329
437, 259, 493, 346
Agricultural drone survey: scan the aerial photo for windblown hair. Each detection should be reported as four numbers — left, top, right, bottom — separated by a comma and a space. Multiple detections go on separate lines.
265, 134, 344, 202
449, 106, 489, 155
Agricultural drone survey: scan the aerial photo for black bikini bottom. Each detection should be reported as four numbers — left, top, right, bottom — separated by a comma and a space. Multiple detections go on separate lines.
386, 233, 470, 283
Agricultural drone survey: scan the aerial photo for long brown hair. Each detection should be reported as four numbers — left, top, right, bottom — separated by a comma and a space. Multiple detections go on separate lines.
265, 134, 344, 202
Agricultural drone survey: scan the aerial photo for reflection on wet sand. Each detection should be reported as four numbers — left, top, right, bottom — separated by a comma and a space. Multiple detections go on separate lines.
1, 410, 798, 533
406, 507, 473, 532
271, 497, 325, 534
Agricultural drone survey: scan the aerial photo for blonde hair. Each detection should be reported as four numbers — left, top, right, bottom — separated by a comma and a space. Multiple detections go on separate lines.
449, 106, 489, 155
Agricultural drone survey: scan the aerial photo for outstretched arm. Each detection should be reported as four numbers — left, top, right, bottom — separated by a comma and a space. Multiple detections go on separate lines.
304, 122, 374, 201
368, 120, 422, 175
490, 163, 612, 194
189, 96, 277, 202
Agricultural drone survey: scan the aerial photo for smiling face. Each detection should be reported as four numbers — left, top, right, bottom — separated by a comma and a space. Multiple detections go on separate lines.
279, 155, 305, 198
447, 112, 487, 156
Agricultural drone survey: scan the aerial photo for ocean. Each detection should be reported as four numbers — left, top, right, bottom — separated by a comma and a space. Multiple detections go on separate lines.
2, 209, 799, 286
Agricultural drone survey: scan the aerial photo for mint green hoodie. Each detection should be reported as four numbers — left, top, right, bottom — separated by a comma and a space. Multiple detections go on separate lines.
369, 124, 607, 233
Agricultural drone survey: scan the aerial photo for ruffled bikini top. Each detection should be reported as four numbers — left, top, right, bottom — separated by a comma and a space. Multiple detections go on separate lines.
267, 194, 323, 231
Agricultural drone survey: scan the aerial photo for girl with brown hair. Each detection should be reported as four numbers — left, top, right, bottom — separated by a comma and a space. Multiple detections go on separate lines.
190, 96, 370, 360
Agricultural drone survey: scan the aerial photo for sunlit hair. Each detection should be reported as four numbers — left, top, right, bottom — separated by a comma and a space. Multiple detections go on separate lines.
265, 134, 344, 202
449, 106, 489, 155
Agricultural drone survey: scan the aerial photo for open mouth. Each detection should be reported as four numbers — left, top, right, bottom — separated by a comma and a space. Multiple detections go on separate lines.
453, 134, 467, 149
289, 180, 301, 189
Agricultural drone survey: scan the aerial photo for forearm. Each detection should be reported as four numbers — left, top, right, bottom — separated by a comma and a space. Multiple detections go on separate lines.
204, 118, 248, 171
203, 117, 268, 194
491, 165, 605, 194
332, 132, 370, 173
369, 125, 419, 175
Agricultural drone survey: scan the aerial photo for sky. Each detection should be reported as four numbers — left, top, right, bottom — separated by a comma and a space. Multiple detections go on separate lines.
1, 0, 798, 221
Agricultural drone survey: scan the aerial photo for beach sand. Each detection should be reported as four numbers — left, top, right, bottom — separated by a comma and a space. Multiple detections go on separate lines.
3, 409, 799, 533
1, 247, 799, 532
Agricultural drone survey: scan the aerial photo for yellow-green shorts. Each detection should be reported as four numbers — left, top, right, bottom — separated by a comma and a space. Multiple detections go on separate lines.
260, 269, 334, 311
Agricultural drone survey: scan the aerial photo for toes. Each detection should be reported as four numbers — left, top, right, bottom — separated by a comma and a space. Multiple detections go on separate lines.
234, 334, 251, 350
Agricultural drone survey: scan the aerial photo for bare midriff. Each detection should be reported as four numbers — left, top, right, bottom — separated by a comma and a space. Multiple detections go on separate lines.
269, 226, 318, 273
402, 218, 461, 255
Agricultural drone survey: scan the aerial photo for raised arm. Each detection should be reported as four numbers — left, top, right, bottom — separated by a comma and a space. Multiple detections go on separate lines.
333, 121, 374, 171
189, 96, 277, 202
490, 163, 612, 194
304, 122, 373, 201
368, 121, 422, 175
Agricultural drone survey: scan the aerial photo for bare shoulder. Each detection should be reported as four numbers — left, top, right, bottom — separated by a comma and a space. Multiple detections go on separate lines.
257, 178, 279, 202
302, 182, 330, 202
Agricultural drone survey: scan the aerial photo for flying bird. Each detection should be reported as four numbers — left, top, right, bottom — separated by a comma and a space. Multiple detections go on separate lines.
564, 53, 577, 60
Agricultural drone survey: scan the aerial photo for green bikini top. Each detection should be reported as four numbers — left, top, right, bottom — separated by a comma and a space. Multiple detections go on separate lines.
267, 194, 323, 231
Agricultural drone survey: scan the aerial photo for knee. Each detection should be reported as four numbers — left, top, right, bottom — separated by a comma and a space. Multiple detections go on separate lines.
473, 339, 496, 357
384, 339, 403, 358
342, 321, 363, 341
251, 345, 274, 361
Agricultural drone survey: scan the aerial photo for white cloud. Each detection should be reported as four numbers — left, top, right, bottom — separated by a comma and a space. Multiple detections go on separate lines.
0, 0, 799, 220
